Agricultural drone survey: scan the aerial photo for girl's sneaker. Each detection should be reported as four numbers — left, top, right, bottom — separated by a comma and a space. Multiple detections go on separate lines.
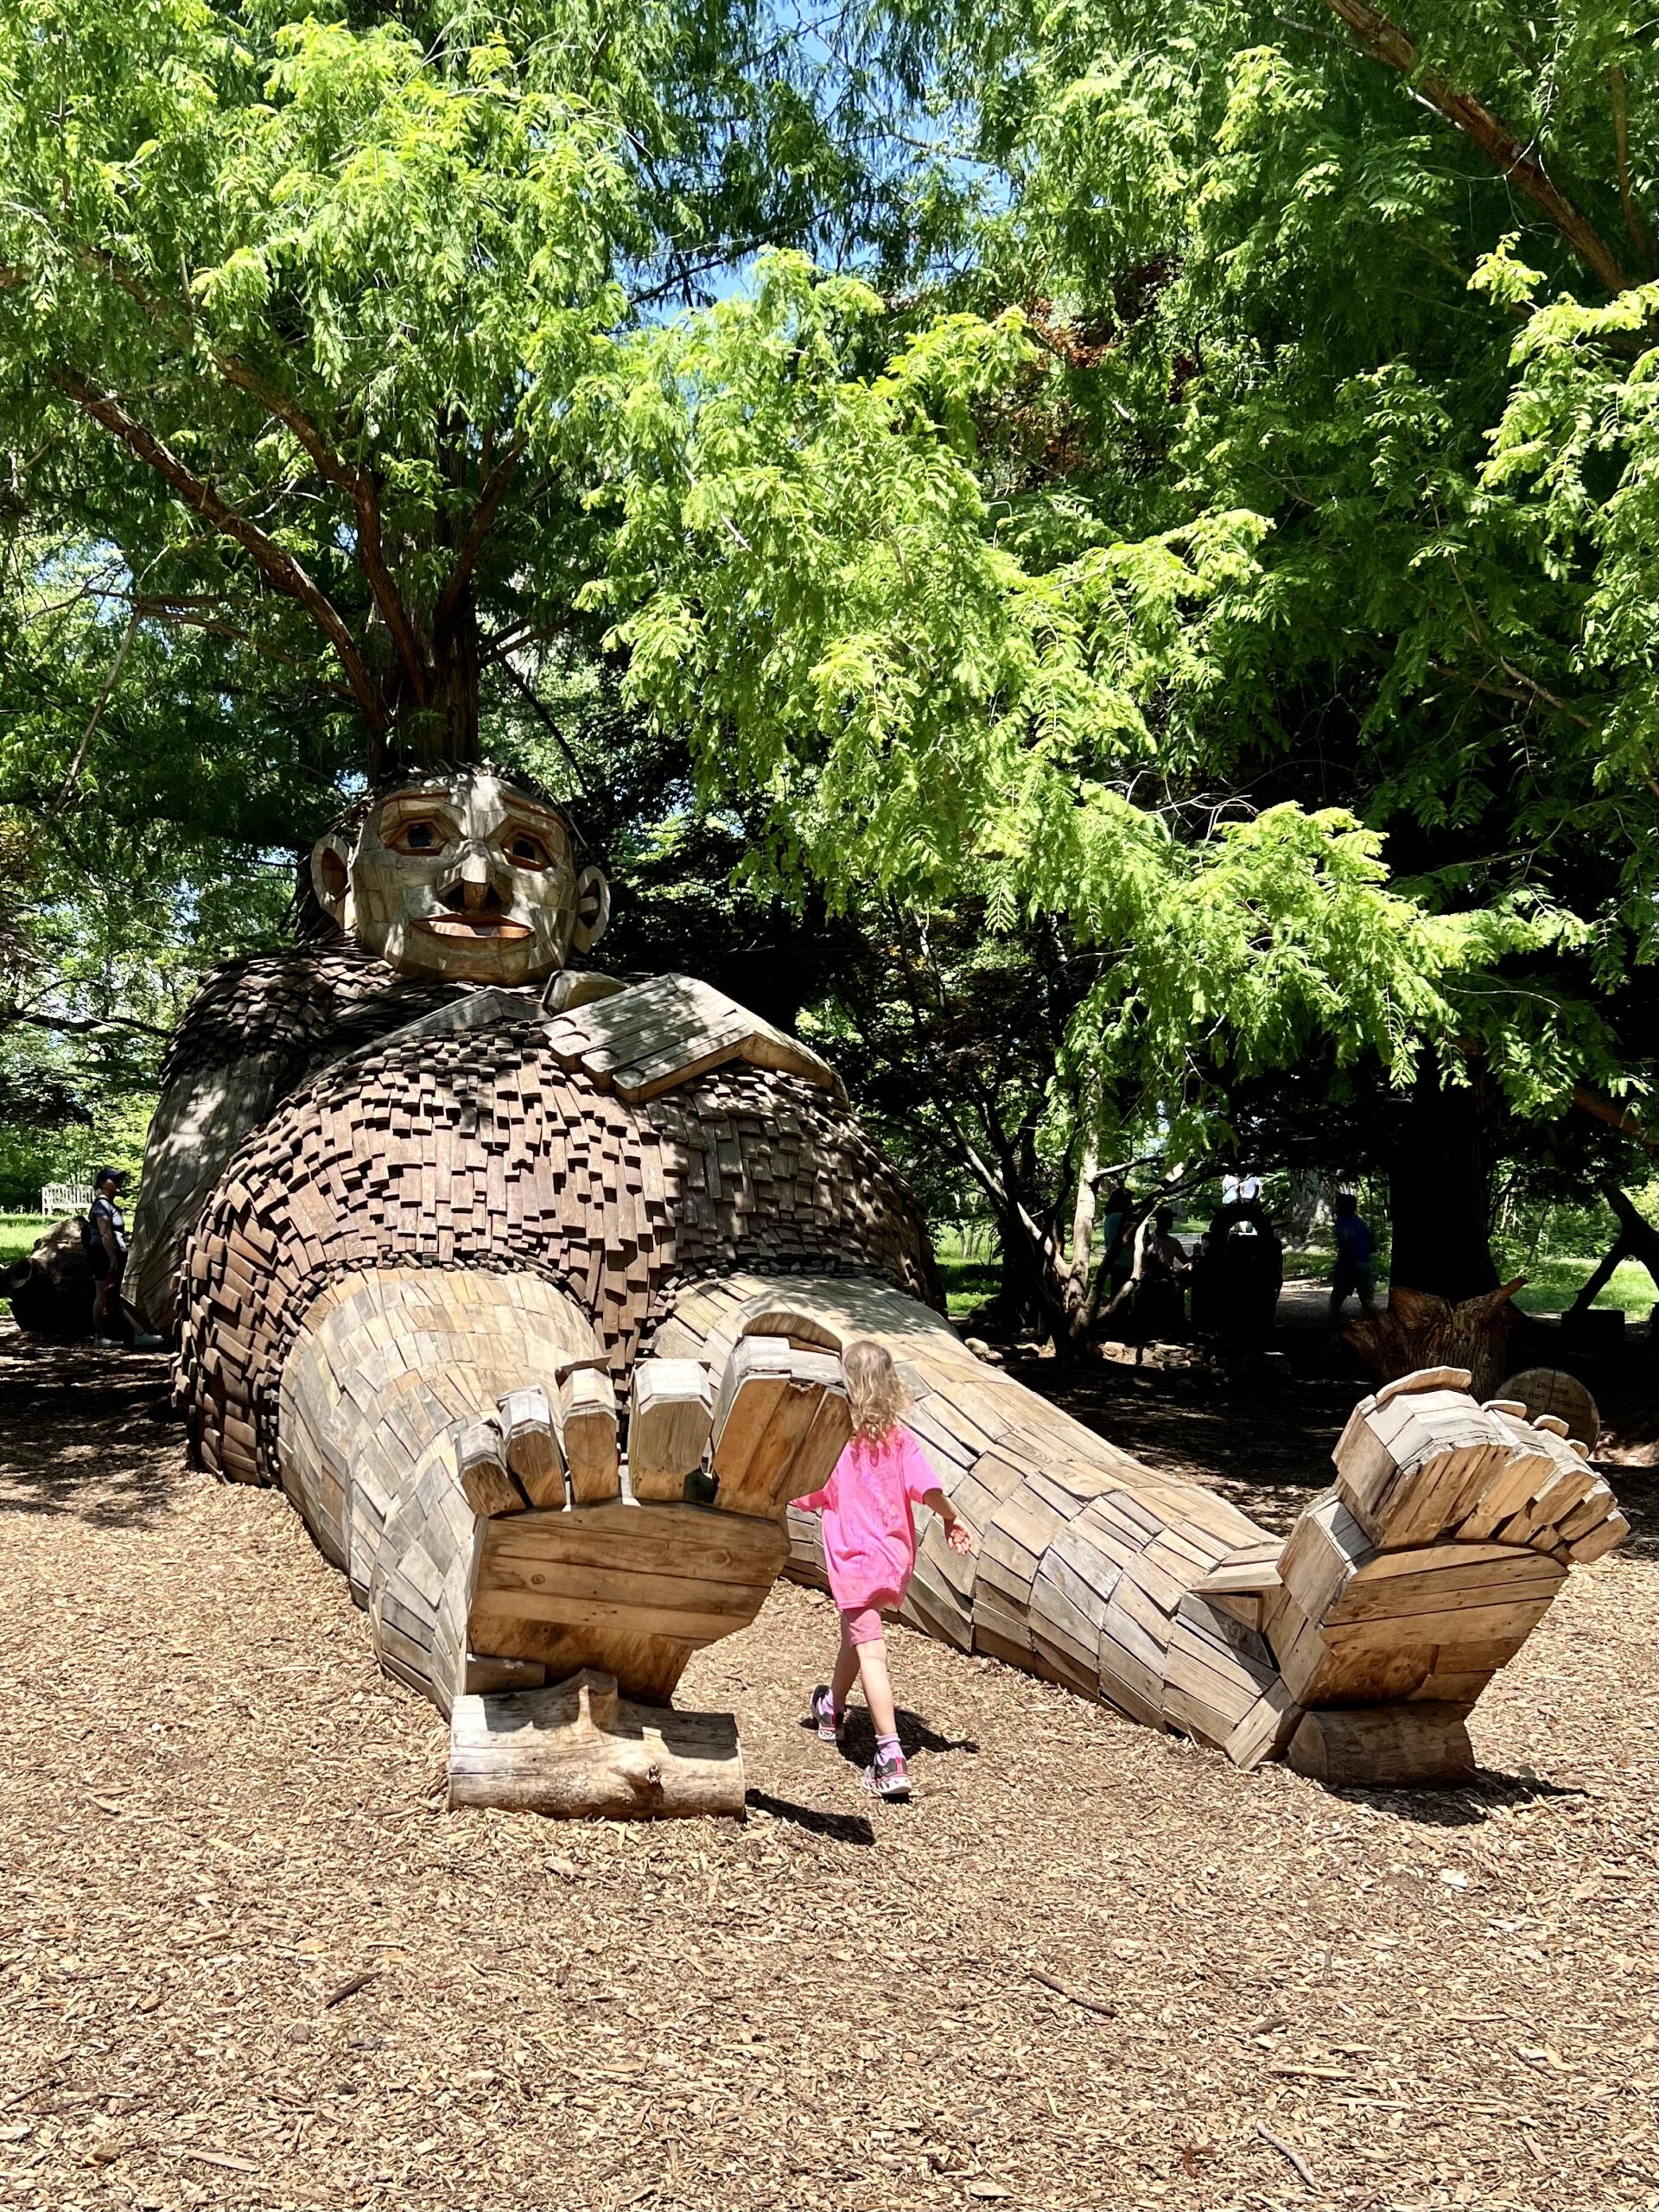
861, 1747, 911, 1801
808, 1686, 845, 1745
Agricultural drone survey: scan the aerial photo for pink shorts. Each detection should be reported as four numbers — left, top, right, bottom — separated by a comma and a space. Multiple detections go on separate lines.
840, 1602, 895, 1646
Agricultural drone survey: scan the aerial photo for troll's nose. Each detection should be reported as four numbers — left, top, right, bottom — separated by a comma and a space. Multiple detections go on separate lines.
441, 851, 504, 914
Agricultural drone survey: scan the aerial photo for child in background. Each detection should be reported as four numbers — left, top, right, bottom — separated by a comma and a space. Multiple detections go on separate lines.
795, 1338, 976, 1800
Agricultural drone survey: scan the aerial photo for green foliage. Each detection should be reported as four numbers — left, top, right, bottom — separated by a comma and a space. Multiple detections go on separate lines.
1, 0, 1654, 1305
584, 249, 1622, 1163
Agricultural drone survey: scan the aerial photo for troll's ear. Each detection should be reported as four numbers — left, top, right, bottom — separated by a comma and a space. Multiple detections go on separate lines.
308, 835, 354, 933
571, 862, 610, 954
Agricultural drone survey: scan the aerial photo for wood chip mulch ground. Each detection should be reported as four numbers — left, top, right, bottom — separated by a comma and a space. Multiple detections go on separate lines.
1, 1322, 1652, 2212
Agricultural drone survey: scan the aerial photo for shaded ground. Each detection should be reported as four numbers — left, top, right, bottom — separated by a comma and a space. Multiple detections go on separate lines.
0, 1320, 1653, 2212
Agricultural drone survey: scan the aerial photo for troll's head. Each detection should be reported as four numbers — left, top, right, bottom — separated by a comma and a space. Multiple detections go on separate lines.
308, 766, 609, 985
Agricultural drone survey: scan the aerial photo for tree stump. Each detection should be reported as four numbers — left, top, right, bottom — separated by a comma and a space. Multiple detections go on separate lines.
448, 1669, 745, 1819
1496, 1368, 1599, 1452
1344, 1281, 1524, 1400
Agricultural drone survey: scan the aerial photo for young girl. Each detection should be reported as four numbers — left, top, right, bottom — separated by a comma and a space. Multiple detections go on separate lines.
794, 1338, 975, 1799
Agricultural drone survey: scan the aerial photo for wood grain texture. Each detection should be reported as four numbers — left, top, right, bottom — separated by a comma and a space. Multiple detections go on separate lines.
1287, 1701, 1477, 1787
448, 1671, 744, 1817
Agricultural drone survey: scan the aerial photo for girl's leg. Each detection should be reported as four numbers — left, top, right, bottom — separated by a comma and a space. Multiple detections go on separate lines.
830, 1617, 861, 1713
854, 1632, 898, 1740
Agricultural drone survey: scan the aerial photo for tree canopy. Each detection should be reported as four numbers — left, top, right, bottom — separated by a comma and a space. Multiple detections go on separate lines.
1, 0, 1654, 1310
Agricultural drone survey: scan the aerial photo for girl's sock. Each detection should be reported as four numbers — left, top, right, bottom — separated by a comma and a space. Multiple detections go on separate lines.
874, 1732, 901, 1762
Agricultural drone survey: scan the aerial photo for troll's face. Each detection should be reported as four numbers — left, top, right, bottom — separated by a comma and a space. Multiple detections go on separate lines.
309, 769, 609, 984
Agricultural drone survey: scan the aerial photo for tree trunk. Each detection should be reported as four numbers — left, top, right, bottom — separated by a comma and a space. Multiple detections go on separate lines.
993, 1208, 1052, 1335
373, 595, 483, 772
1285, 1170, 1332, 1245
1061, 1139, 1100, 1343
1387, 1074, 1500, 1302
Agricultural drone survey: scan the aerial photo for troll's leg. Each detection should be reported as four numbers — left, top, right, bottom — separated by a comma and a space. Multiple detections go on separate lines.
654, 1274, 1626, 1785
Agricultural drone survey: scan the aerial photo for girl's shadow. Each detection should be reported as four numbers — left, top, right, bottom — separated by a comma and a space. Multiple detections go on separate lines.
828, 1707, 979, 1762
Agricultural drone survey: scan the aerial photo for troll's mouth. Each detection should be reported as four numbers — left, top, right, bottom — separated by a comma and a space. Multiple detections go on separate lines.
415, 916, 534, 942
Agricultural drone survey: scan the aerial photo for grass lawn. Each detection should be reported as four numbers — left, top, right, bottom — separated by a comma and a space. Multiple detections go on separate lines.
6, 1211, 1650, 1324
1505, 1253, 1654, 1320
0, 1214, 52, 1266
940, 1224, 1656, 1329
937, 1249, 999, 1319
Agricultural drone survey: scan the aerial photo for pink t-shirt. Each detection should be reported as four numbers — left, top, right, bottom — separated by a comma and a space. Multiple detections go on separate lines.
795, 1426, 940, 1613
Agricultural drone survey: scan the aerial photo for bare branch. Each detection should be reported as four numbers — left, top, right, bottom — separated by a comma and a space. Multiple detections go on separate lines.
55, 611, 137, 810
495, 653, 592, 797
1318, 0, 1629, 294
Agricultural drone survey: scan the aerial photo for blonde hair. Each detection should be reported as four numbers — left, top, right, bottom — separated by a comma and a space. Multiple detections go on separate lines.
842, 1338, 906, 1446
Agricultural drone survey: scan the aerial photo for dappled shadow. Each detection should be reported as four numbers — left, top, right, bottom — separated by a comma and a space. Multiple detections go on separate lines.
744, 1790, 875, 1846
0, 1326, 182, 1530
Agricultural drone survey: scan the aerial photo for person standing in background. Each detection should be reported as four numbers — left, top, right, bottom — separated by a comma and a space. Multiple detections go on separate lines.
1330, 1191, 1376, 1316
85, 1167, 130, 1344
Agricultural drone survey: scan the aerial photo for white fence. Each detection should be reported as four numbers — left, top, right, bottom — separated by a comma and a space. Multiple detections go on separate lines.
41, 1182, 93, 1216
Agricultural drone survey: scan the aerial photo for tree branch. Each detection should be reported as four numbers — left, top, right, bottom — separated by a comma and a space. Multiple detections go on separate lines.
495, 654, 593, 797
1606, 67, 1655, 270
56, 374, 388, 734
432, 439, 525, 642
53, 234, 429, 701
1571, 1084, 1659, 1157
207, 354, 428, 698
54, 611, 136, 810
1318, 0, 1630, 294
4, 1006, 176, 1043
126, 597, 356, 687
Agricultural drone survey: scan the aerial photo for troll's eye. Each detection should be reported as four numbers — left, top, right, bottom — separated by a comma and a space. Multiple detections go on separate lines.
505, 830, 550, 868
387, 817, 448, 856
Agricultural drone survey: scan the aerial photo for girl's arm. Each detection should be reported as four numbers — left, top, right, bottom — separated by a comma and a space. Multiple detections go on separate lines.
922, 1487, 976, 1555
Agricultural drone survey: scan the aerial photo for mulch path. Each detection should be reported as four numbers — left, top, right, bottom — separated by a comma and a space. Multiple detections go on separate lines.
0, 1322, 1653, 2212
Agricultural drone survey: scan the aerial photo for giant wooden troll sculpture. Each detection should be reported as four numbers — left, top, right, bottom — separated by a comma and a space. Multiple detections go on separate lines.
131, 767, 1627, 1815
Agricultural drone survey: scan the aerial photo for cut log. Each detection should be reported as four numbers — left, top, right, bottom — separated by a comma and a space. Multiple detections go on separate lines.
1495, 1368, 1600, 1450
463, 1649, 548, 1695
448, 1670, 745, 1819
557, 1368, 620, 1503
498, 1386, 564, 1508
454, 1419, 527, 1518
627, 1359, 715, 1502
1287, 1702, 1476, 1787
